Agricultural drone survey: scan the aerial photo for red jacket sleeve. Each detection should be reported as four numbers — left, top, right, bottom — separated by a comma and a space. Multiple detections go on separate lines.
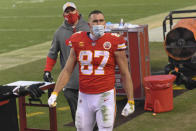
44, 56, 57, 72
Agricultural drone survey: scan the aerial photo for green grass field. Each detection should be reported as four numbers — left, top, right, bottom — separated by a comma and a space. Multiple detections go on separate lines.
1, 0, 196, 130
115, 89, 196, 131
1, 0, 196, 53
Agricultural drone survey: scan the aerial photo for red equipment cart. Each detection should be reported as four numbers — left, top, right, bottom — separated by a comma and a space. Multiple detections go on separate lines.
109, 25, 151, 99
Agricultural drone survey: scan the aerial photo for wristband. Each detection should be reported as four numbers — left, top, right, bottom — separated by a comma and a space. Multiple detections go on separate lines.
128, 100, 134, 105
51, 91, 58, 96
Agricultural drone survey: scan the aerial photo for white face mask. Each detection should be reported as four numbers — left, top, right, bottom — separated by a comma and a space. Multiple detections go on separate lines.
92, 25, 105, 38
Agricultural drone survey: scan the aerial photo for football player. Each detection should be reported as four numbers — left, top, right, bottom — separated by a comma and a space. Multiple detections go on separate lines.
48, 10, 134, 131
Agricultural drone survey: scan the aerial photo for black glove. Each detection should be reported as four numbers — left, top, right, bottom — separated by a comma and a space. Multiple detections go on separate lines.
43, 71, 53, 82
19, 83, 45, 98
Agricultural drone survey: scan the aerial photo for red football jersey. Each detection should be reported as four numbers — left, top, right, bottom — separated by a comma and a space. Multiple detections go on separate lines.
67, 31, 126, 94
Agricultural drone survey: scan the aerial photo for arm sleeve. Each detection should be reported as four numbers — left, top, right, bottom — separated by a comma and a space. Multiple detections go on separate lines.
0, 86, 16, 101
44, 56, 57, 71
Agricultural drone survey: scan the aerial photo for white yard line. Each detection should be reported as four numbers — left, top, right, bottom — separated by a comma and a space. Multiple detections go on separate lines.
0, 29, 55, 32
0, 15, 61, 19
15, 0, 45, 4
0, 41, 51, 70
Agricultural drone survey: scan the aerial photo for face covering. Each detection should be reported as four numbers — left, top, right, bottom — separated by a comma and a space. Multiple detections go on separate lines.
64, 12, 79, 25
92, 25, 105, 38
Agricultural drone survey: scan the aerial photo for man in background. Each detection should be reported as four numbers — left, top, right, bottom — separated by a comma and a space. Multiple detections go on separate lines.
43, 2, 89, 123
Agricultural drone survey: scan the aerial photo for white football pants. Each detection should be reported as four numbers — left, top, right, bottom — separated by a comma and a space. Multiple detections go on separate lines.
75, 88, 116, 131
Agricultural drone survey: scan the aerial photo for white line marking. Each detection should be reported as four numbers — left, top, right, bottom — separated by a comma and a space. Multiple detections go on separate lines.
0, 29, 55, 32
0, 41, 51, 70
16, 0, 45, 4
0, 15, 61, 18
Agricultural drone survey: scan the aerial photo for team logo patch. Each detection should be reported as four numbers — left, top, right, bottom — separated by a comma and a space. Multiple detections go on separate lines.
103, 42, 111, 49
79, 42, 84, 47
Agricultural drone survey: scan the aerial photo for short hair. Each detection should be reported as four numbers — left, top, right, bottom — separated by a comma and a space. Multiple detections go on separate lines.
88, 10, 104, 18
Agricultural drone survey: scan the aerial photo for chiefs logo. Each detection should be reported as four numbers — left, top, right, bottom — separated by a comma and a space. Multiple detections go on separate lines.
103, 42, 111, 50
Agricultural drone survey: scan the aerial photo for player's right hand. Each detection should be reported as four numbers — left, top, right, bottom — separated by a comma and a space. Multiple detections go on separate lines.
43, 71, 53, 82
48, 92, 58, 107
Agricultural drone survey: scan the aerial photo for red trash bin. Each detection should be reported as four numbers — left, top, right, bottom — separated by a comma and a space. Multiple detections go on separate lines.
144, 75, 176, 113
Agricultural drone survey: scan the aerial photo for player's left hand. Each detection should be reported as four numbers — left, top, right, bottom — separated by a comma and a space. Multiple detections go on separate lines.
121, 100, 135, 117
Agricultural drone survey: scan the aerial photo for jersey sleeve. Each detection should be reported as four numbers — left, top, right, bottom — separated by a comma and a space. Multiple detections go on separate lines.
114, 35, 127, 51
65, 31, 83, 48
